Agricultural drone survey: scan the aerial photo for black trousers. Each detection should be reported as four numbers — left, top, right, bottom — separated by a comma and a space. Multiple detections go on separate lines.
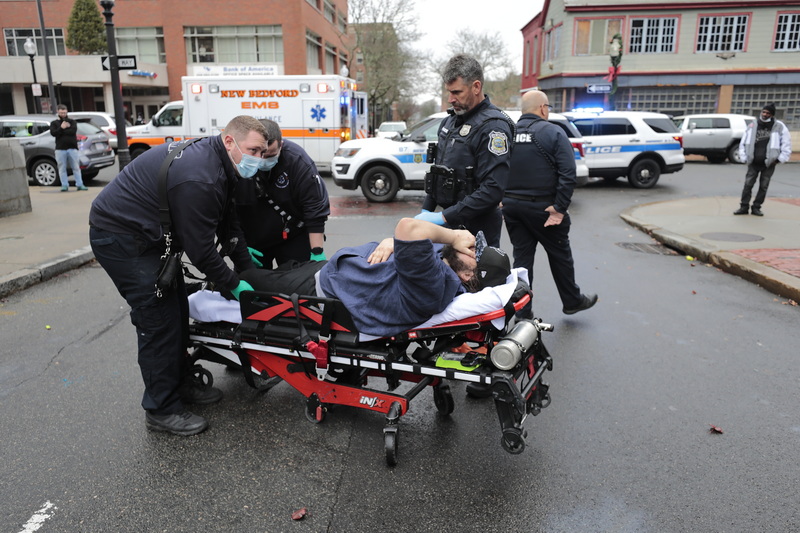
446, 206, 503, 247
740, 163, 776, 208
90, 227, 189, 415
252, 229, 312, 269
240, 259, 327, 296
502, 199, 582, 310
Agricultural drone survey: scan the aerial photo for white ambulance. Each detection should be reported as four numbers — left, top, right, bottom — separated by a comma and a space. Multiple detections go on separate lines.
126, 75, 368, 173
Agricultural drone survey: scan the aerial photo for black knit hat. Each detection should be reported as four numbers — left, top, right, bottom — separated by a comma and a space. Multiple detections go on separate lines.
762, 103, 776, 115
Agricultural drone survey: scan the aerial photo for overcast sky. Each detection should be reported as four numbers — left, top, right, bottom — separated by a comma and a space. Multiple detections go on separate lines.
409, 1, 545, 101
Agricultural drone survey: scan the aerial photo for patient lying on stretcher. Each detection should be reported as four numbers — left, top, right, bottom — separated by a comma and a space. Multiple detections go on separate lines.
219, 218, 513, 338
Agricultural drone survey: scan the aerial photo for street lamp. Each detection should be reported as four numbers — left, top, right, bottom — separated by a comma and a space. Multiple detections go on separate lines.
100, 0, 131, 170
23, 37, 41, 114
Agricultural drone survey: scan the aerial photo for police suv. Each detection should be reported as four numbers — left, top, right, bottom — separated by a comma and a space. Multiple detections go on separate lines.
332, 112, 589, 202
564, 110, 684, 189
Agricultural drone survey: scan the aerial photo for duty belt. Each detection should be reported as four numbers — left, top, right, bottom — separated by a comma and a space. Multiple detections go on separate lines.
504, 192, 555, 203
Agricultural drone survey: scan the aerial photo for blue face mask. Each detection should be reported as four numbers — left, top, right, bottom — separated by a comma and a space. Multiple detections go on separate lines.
231, 139, 260, 179
259, 155, 279, 171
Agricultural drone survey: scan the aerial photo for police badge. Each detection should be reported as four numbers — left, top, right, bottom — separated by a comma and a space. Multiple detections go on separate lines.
460, 124, 472, 136
488, 130, 509, 155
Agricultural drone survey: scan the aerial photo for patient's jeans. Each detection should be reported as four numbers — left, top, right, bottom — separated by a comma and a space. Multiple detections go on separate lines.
90, 226, 188, 415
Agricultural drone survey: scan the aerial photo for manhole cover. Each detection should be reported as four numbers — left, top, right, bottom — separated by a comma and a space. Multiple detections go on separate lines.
699, 232, 764, 242
616, 242, 679, 255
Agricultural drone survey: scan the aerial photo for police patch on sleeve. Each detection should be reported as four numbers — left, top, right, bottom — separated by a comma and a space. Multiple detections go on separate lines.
487, 130, 509, 156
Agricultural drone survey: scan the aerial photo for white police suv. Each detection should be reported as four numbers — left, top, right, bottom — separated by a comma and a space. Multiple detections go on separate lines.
564, 110, 684, 189
332, 112, 589, 202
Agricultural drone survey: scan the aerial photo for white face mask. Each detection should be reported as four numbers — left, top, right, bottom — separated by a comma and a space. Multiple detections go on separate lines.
259, 155, 279, 171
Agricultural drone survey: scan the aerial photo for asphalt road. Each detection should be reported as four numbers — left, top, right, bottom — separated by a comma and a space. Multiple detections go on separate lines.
1, 161, 798, 532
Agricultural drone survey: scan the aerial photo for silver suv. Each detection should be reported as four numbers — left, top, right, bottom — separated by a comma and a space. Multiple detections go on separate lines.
70, 111, 132, 151
0, 114, 116, 186
565, 111, 685, 189
672, 114, 754, 164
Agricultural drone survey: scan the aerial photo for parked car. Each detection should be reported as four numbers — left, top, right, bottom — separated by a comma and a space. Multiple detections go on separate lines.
672, 113, 754, 164
69, 111, 132, 151
375, 121, 408, 139
333, 111, 589, 202
564, 110, 684, 189
0, 114, 116, 186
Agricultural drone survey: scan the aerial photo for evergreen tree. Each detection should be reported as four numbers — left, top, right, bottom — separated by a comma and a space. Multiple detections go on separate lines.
66, 0, 107, 54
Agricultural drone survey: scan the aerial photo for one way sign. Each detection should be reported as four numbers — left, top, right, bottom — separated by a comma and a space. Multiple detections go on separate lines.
101, 55, 137, 71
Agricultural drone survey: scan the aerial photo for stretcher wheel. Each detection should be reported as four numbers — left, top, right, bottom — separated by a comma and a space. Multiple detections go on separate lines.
433, 384, 454, 415
384, 427, 398, 467
500, 427, 526, 455
305, 395, 326, 424
188, 364, 214, 389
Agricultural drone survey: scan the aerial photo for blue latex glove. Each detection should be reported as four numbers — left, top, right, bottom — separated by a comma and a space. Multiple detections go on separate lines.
310, 251, 327, 261
231, 280, 254, 301
247, 246, 264, 268
414, 210, 445, 225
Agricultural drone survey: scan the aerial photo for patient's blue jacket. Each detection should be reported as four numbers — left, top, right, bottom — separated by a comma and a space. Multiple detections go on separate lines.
319, 239, 465, 337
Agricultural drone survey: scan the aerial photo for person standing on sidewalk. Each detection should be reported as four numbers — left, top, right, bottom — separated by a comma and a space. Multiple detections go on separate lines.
734, 103, 792, 217
49, 105, 87, 192
502, 90, 597, 317
89, 116, 267, 437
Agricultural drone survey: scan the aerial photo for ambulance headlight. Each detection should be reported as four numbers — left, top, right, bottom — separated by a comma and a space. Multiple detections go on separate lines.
335, 147, 360, 158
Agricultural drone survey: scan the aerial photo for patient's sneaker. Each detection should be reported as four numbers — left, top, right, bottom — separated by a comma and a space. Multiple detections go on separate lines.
146, 410, 208, 436
178, 381, 223, 405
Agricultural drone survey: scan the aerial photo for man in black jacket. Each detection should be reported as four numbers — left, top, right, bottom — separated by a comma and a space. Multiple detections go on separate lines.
236, 119, 330, 268
49, 105, 87, 191
415, 54, 514, 247
89, 116, 268, 436
503, 90, 597, 317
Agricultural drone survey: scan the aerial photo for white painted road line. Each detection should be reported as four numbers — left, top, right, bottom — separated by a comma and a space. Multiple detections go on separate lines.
19, 501, 57, 533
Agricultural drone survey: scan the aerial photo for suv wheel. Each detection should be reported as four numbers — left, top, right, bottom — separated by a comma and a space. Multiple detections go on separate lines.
360, 165, 399, 202
628, 159, 661, 189
32, 159, 59, 186
727, 143, 743, 164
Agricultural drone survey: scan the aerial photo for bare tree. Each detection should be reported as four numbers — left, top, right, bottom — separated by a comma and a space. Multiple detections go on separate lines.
340, 0, 424, 127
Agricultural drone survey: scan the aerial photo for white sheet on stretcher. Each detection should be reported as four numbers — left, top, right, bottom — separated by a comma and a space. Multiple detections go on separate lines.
188, 267, 529, 341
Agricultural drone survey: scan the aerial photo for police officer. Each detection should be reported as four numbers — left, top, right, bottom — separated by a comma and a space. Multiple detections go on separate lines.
415, 54, 513, 247
236, 119, 330, 268
89, 116, 268, 436
502, 90, 597, 317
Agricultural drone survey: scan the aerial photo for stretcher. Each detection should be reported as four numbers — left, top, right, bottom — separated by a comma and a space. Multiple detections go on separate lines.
187, 275, 554, 466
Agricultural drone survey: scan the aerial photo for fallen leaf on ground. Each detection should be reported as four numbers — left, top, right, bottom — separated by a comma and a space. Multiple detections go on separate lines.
292, 508, 308, 520
692, 290, 697, 295
709, 424, 724, 434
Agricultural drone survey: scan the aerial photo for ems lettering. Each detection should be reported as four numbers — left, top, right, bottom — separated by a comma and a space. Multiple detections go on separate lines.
220, 90, 245, 98
359, 396, 385, 408
242, 101, 280, 109
515, 133, 532, 143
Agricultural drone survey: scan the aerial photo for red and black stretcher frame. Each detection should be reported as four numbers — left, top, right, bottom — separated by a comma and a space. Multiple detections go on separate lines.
188, 285, 554, 466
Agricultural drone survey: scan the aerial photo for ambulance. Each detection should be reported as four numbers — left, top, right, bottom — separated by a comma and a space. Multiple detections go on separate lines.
126, 75, 368, 173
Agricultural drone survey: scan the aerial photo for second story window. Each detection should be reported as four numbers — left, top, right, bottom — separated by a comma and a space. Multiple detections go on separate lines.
696, 14, 749, 53
630, 17, 677, 53
116, 27, 166, 63
4, 28, 65, 56
575, 18, 622, 55
186, 26, 284, 64
774, 12, 800, 51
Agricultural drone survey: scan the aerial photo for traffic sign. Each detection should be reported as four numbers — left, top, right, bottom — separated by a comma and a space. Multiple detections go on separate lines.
587, 83, 612, 94
101, 55, 137, 71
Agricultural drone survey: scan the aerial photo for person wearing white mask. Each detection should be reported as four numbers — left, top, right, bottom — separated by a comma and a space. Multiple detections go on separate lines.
89, 116, 268, 436
734, 103, 792, 217
236, 119, 330, 269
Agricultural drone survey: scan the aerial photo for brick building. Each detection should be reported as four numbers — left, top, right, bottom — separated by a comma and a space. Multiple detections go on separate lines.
521, 0, 800, 130
1, 0, 349, 121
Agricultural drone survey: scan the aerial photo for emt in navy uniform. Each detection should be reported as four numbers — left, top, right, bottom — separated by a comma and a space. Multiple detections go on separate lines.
236, 119, 331, 268
502, 90, 597, 317
415, 53, 514, 247
89, 116, 268, 436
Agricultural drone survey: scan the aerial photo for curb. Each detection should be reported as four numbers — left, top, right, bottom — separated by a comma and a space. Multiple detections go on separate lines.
620, 212, 800, 303
0, 246, 95, 299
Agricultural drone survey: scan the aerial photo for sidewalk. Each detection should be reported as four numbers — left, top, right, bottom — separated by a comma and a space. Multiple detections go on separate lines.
1, 186, 799, 303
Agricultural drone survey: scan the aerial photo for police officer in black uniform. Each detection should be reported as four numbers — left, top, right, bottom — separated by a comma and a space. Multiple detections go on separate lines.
236, 119, 330, 268
415, 54, 513, 247
502, 90, 597, 317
